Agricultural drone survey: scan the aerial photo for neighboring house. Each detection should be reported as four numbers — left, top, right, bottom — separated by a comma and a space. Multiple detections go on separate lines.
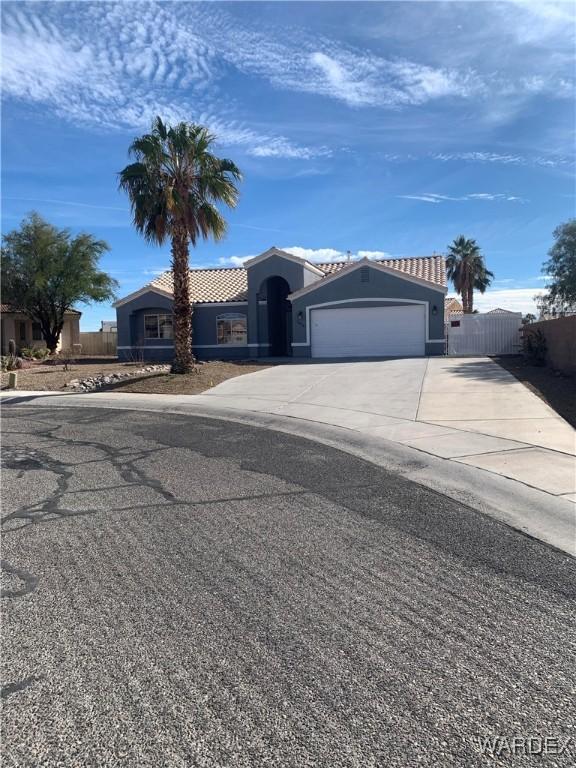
486, 307, 516, 315
445, 296, 463, 316
114, 247, 447, 361
0, 304, 81, 354
101, 320, 117, 332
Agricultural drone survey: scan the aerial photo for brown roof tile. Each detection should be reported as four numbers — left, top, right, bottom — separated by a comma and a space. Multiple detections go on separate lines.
151, 267, 248, 303
148, 255, 445, 304
317, 255, 446, 287
444, 296, 463, 312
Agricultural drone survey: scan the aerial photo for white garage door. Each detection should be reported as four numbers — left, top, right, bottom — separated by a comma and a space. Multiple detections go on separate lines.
310, 305, 426, 358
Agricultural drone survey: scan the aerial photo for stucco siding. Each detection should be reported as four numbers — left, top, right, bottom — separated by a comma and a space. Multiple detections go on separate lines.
290, 266, 445, 357
247, 255, 305, 350
0, 314, 80, 354
116, 291, 254, 361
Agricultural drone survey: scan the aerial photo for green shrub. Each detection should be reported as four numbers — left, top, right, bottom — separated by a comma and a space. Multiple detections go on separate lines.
20, 347, 35, 360
32, 347, 50, 360
523, 328, 547, 366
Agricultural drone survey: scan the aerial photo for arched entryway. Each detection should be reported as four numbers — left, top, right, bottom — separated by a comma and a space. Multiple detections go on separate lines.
263, 276, 292, 356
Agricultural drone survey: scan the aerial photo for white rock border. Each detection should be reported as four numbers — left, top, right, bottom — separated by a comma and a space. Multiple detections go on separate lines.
64, 364, 171, 392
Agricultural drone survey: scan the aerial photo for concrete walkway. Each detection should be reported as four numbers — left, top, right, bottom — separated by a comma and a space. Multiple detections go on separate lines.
198, 357, 576, 501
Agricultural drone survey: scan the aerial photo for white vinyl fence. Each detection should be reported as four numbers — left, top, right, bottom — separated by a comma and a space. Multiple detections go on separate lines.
446, 313, 522, 356
78, 331, 117, 356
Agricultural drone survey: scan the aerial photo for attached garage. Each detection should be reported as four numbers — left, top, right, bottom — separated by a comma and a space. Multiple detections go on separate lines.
310, 305, 426, 358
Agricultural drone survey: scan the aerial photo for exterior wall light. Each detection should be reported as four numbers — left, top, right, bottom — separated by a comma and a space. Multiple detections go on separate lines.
297, 311, 304, 324
432, 305, 438, 316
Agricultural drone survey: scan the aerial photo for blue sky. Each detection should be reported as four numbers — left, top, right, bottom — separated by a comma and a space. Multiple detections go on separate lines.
2, 1, 574, 329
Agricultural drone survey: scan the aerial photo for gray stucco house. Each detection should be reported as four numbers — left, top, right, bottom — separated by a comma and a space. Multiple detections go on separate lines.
114, 247, 447, 361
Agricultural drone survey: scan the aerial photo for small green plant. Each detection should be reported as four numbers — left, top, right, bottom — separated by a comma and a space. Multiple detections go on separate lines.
20, 347, 35, 360
523, 328, 547, 366
32, 347, 50, 360
1, 355, 21, 372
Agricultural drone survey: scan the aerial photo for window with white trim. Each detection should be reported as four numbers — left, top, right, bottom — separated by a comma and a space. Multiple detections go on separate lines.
144, 314, 173, 339
217, 313, 247, 345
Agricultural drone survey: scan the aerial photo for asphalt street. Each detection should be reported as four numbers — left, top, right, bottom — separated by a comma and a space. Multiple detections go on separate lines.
2, 405, 575, 767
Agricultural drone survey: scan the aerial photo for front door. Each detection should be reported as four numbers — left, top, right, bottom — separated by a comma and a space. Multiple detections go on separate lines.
266, 276, 291, 356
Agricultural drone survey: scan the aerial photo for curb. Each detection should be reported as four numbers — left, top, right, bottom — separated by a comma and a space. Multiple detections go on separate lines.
2, 390, 575, 556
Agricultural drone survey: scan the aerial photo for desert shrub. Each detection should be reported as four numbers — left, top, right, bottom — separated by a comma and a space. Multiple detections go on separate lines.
523, 328, 547, 366
49, 348, 77, 371
32, 347, 50, 360
1, 355, 22, 371
20, 347, 35, 360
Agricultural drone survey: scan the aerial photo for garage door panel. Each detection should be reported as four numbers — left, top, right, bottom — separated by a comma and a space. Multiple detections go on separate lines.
310, 305, 426, 358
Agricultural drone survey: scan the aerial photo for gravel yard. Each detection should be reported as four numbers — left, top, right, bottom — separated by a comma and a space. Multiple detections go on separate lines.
0, 357, 270, 395
106, 360, 271, 395
0, 357, 142, 391
495, 356, 576, 429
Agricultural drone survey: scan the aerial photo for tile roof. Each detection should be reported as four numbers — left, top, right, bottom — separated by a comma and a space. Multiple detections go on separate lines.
149, 255, 446, 304
318, 256, 446, 286
151, 267, 248, 303
445, 296, 463, 312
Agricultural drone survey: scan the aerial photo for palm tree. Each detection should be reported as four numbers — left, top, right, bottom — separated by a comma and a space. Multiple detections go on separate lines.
119, 117, 242, 373
445, 236, 494, 313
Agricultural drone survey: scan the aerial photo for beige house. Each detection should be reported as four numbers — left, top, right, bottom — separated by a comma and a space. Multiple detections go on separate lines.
0, 305, 81, 354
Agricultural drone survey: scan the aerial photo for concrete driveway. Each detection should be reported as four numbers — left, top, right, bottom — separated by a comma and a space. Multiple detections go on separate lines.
200, 357, 576, 502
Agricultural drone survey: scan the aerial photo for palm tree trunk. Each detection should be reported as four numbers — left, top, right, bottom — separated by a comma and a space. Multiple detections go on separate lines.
467, 284, 474, 314
171, 222, 193, 373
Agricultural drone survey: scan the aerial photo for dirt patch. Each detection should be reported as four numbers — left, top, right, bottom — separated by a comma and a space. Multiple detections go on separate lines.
104, 361, 272, 395
495, 356, 576, 429
0, 357, 143, 391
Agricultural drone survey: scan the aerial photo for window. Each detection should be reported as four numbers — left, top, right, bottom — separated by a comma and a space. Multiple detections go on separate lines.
144, 314, 173, 339
217, 314, 247, 345
450, 320, 461, 328
32, 322, 43, 341
17, 321, 27, 342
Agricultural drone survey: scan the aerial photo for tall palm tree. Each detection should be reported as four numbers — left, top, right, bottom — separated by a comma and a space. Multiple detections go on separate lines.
446, 236, 494, 313
119, 117, 242, 373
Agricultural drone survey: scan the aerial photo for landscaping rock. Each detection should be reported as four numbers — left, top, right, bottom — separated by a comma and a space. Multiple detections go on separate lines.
66, 363, 170, 393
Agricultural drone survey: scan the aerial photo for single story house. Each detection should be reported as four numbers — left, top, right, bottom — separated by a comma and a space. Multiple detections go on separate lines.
0, 305, 81, 354
114, 247, 447, 361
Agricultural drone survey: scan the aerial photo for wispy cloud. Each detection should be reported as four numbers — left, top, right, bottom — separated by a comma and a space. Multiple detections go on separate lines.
217, 254, 255, 267
2, 0, 572, 157
3, 196, 127, 212
380, 151, 573, 169
0, 3, 328, 159
398, 192, 526, 204
431, 151, 572, 167
474, 288, 546, 314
